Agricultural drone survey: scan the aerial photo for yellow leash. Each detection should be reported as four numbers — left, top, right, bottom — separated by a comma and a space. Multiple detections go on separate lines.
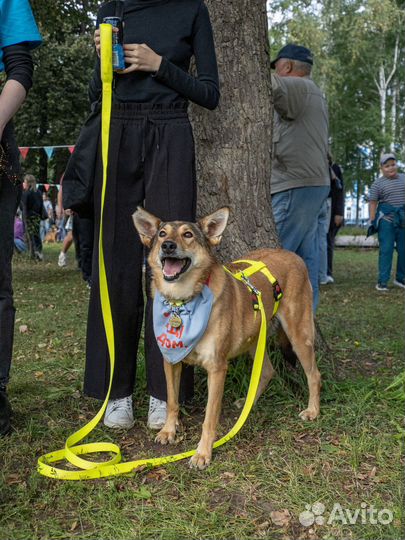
37, 27, 282, 480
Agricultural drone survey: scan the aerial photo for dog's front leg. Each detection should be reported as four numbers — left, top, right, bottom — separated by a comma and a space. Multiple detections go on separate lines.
189, 366, 228, 470
155, 360, 182, 445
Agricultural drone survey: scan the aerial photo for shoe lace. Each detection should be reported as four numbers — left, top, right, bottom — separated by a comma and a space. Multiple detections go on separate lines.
109, 395, 132, 413
149, 396, 166, 412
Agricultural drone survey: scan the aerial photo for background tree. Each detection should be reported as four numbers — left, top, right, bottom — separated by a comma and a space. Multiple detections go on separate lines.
191, 0, 279, 261
268, 0, 404, 220
13, 0, 98, 183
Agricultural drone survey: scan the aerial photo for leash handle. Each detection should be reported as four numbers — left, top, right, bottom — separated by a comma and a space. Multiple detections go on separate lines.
37, 54, 276, 480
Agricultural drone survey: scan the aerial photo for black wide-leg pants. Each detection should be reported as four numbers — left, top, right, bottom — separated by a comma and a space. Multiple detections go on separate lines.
84, 103, 196, 402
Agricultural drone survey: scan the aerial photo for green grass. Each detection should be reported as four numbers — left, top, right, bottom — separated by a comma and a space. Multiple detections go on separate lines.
338, 225, 368, 236
0, 245, 403, 540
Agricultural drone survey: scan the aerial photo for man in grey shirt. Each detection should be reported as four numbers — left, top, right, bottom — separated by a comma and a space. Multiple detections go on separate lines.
270, 44, 330, 311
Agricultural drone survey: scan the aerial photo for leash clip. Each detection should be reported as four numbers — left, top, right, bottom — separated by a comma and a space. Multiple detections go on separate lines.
240, 272, 260, 297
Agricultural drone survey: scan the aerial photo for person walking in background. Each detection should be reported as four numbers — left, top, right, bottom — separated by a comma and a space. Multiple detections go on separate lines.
0, 0, 42, 435
270, 44, 330, 311
369, 153, 405, 292
57, 208, 74, 267
326, 158, 345, 283
21, 173, 44, 261
67, 0, 220, 430
40, 190, 53, 241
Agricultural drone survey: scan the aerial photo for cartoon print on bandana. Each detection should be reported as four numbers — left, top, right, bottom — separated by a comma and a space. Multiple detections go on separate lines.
153, 285, 214, 364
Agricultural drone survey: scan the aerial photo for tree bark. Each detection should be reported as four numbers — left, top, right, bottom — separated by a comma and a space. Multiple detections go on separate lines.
189, 0, 279, 262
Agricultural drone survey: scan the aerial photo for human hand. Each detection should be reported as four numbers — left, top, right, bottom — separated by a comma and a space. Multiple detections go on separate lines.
121, 43, 162, 74
334, 215, 343, 227
94, 27, 118, 57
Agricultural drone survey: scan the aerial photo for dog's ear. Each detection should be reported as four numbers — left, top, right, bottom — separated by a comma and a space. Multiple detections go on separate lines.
198, 207, 230, 246
132, 207, 161, 247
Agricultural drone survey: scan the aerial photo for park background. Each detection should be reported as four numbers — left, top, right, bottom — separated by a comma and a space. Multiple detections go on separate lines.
0, 1, 404, 539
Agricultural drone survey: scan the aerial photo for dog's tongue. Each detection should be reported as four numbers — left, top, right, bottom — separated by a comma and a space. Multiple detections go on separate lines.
164, 258, 183, 277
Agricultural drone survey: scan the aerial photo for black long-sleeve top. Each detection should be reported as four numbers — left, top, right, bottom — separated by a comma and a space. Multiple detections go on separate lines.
21, 188, 43, 219
2, 43, 34, 92
89, 0, 219, 109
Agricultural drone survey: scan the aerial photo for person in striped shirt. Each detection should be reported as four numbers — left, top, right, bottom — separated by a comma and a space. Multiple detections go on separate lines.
369, 153, 405, 291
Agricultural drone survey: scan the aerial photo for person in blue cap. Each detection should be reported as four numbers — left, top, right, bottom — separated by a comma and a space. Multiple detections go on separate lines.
0, 0, 42, 435
270, 43, 330, 312
369, 153, 405, 292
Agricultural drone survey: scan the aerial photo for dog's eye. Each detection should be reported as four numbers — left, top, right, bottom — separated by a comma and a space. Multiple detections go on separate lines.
158, 230, 167, 238
183, 231, 193, 239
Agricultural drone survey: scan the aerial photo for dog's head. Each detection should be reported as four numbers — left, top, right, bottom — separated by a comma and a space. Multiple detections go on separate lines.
133, 207, 229, 298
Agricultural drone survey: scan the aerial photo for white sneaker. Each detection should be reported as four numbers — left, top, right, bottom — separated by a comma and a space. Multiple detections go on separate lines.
393, 279, 405, 289
147, 396, 167, 430
104, 395, 134, 429
58, 251, 67, 267
325, 275, 334, 284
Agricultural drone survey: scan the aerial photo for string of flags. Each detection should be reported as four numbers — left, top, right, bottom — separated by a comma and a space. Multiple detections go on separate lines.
18, 144, 75, 160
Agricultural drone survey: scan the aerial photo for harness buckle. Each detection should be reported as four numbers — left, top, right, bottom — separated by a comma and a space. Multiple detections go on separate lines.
273, 281, 283, 301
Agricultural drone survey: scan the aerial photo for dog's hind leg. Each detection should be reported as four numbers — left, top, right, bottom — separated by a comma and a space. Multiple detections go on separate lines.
278, 306, 321, 421
189, 365, 228, 470
155, 360, 182, 445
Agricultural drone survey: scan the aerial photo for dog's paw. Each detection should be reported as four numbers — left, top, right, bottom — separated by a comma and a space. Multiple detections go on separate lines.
299, 408, 319, 421
154, 429, 176, 445
189, 452, 211, 470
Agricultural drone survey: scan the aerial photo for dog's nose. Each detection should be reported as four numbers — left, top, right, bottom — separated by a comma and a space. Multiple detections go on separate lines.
162, 240, 177, 254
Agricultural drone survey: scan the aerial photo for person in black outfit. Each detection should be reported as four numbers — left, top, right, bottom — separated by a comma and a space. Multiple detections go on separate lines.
21, 174, 44, 261
83, 0, 219, 429
0, 0, 42, 435
326, 159, 345, 282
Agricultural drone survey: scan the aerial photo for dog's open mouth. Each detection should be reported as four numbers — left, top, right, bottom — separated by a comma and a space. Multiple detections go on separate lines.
161, 257, 191, 281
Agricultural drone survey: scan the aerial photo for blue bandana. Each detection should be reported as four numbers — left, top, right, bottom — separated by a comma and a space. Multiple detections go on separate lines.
153, 285, 214, 364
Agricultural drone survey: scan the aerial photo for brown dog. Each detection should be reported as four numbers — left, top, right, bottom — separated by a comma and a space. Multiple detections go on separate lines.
133, 207, 321, 469
44, 225, 58, 244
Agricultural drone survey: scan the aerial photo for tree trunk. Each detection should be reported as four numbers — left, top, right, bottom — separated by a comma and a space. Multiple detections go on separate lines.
189, 0, 279, 262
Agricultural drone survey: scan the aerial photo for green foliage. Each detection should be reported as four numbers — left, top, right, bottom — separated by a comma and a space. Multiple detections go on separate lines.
268, 0, 404, 193
13, 0, 99, 182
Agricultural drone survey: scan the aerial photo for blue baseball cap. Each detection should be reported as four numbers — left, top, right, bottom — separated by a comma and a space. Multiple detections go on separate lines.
380, 153, 396, 165
271, 44, 314, 69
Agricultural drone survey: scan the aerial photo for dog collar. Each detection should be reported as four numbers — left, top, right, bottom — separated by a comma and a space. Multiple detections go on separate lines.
153, 285, 214, 364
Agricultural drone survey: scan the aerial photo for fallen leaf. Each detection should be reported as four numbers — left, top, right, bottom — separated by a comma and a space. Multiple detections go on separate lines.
257, 521, 270, 530
5, 474, 21, 485
270, 509, 291, 527
143, 467, 169, 483
220, 471, 236, 481
19, 325, 28, 333
34, 371, 45, 379
70, 521, 78, 532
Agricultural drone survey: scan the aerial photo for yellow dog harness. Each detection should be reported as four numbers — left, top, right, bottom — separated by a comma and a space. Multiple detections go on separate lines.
36, 26, 282, 480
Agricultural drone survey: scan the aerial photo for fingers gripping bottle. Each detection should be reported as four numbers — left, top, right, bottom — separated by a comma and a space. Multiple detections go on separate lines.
102, 16, 125, 71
